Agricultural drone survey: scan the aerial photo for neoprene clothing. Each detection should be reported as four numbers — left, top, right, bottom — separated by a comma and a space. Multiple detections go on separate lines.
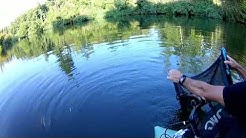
223, 81, 246, 122
223, 81, 246, 137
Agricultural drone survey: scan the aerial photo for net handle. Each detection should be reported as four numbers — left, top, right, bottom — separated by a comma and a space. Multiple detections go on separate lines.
221, 47, 233, 85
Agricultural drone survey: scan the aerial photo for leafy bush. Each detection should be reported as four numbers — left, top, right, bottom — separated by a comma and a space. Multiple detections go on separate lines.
2, 34, 13, 49
222, 1, 246, 23
2, 0, 246, 42
192, 1, 221, 19
172, 2, 192, 16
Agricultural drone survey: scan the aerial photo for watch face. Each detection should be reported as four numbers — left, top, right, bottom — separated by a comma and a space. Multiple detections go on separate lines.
179, 77, 183, 84
180, 77, 184, 83
179, 75, 186, 85
180, 77, 184, 82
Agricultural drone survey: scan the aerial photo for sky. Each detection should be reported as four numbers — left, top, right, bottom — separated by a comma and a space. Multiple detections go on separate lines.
0, 0, 45, 29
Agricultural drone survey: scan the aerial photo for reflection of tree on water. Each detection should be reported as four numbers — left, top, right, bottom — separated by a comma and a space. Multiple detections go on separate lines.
108, 16, 220, 74
159, 17, 223, 75
222, 23, 246, 64
1, 16, 245, 75
81, 43, 94, 59
55, 47, 75, 77
55, 43, 96, 77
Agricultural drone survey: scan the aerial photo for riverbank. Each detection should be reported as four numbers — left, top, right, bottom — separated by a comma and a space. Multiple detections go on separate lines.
105, 0, 246, 23
0, 0, 245, 54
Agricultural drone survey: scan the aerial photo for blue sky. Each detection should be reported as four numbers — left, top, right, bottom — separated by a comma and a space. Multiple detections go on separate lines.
0, 0, 45, 29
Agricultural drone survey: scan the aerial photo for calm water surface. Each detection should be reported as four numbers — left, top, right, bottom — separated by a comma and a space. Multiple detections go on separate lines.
0, 16, 246, 137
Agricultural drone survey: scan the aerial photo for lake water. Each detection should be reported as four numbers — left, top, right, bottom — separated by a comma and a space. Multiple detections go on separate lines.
0, 16, 246, 137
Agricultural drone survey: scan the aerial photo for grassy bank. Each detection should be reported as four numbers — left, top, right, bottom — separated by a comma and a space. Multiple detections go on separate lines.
105, 0, 222, 19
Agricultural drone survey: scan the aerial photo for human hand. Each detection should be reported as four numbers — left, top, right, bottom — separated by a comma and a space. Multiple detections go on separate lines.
167, 69, 183, 83
224, 55, 241, 70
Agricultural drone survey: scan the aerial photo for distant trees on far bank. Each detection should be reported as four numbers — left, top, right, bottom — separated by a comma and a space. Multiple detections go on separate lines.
0, 0, 245, 54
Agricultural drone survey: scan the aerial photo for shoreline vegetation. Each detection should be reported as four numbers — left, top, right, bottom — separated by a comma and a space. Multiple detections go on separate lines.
0, 0, 245, 55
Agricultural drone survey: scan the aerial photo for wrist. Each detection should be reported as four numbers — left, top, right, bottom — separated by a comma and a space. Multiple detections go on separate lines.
179, 75, 187, 86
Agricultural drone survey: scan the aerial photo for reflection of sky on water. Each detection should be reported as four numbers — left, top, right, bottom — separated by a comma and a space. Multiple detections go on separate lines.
0, 16, 245, 137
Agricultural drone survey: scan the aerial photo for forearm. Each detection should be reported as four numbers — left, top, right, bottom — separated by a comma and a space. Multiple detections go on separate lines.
182, 77, 225, 106
167, 69, 225, 105
183, 77, 207, 98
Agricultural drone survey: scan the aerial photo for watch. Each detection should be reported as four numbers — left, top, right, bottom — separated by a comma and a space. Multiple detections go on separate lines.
179, 75, 187, 86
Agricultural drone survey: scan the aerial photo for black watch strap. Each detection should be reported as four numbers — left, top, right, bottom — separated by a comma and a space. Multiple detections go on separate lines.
179, 75, 187, 86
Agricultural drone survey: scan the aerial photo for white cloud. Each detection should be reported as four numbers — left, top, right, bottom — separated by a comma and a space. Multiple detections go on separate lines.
0, 0, 45, 29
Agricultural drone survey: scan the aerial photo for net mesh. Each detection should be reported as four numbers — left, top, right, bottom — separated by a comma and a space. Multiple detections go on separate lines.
174, 55, 233, 111
172, 52, 237, 137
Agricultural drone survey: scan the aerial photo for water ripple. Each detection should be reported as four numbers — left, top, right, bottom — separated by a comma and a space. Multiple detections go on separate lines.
0, 18, 244, 137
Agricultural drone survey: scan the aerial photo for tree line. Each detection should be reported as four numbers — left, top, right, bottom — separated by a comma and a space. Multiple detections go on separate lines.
0, 0, 245, 54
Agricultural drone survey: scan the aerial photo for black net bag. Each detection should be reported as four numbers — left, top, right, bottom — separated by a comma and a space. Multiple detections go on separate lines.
174, 53, 233, 112
173, 48, 236, 137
